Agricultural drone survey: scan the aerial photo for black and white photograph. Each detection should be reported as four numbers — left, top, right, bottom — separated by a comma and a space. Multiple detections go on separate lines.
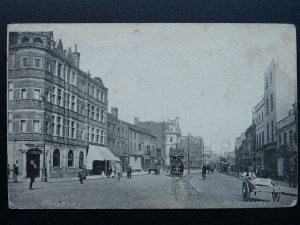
7, 23, 298, 209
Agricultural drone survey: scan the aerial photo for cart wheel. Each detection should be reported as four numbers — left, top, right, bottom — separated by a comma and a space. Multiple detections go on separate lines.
272, 191, 280, 202
242, 181, 250, 201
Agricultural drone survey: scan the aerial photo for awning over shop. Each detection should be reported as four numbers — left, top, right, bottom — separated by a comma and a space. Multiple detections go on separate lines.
86, 145, 120, 170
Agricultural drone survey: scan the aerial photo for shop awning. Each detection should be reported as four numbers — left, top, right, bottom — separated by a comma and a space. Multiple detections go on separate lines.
86, 145, 120, 170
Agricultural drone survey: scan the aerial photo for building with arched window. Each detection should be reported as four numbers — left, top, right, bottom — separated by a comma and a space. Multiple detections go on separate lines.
7, 31, 110, 178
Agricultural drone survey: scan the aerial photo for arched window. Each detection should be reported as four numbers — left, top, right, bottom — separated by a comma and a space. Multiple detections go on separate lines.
33, 37, 43, 45
79, 151, 84, 169
68, 150, 74, 167
21, 37, 29, 43
53, 149, 60, 167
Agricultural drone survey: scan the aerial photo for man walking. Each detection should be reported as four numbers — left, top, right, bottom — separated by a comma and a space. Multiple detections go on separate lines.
28, 160, 37, 190
202, 164, 207, 180
13, 164, 19, 183
78, 168, 84, 184
116, 162, 122, 181
127, 164, 132, 179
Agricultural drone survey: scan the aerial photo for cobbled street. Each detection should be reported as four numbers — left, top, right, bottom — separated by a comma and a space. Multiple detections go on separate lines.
8, 171, 297, 209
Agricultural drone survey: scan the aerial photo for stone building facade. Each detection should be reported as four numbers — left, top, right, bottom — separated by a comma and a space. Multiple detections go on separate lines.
7, 32, 108, 179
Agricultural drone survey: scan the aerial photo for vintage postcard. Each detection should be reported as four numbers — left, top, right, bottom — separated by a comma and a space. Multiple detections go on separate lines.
7, 23, 297, 209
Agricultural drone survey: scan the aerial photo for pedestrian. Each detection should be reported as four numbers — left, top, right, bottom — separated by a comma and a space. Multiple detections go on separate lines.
116, 162, 122, 181
78, 168, 84, 184
202, 164, 207, 180
28, 160, 37, 190
13, 164, 19, 183
127, 164, 132, 179
7, 164, 10, 180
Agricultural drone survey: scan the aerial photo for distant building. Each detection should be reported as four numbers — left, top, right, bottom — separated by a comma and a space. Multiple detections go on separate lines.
7, 32, 111, 179
179, 136, 203, 169
134, 116, 181, 165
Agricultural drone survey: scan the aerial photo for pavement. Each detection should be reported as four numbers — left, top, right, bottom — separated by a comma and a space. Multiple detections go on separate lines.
8, 170, 297, 209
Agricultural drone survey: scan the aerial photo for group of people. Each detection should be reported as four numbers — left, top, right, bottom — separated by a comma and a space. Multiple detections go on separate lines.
78, 161, 133, 184
201, 164, 214, 180
7, 160, 39, 190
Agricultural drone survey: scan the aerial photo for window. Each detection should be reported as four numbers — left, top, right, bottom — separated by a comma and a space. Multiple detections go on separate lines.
284, 133, 287, 145
79, 151, 84, 169
266, 98, 269, 114
53, 149, 60, 167
65, 93, 70, 109
72, 72, 76, 85
259, 115, 261, 123
81, 106, 85, 116
52, 87, 56, 104
57, 116, 62, 136
289, 130, 293, 146
101, 109, 104, 122
45, 91, 50, 102
33, 120, 40, 133
46, 61, 51, 72
20, 120, 26, 132
101, 130, 104, 144
57, 63, 62, 78
96, 129, 100, 143
33, 37, 43, 45
34, 58, 41, 69
262, 131, 264, 146
8, 55, 14, 69
57, 89, 62, 106
71, 95, 75, 111
8, 120, 13, 133
278, 134, 281, 146
68, 150, 74, 167
267, 123, 269, 143
96, 108, 100, 121
52, 60, 57, 75
91, 106, 95, 119
21, 57, 28, 68
271, 94, 273, 111
21, 37, 29, 43
87, 126, 90, 141
101, 92, 104, 102
91, 86, 95, 97
138, 143, 141, 151
21, 89, 27, 99
96, 89, 100, 100
33, 89, 40, 100
71, 121, 75, 138
67, 69, 71, 83
170, 137, 173, 143
271, 121, 274, 142
8, 82, 13, 100
66, 120, 70, 138
51, 116, 55, 135
134, 143, 136, 151
91, 127, 95, 142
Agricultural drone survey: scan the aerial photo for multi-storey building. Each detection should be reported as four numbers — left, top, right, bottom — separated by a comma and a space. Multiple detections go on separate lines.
253, 59, 296, 177
276, 108, 297, 178
107, 107, 129, 171
244, 122, 256, 166
7, 32, 112, 179
126, 122, 157, 171
179, 136, 203, 169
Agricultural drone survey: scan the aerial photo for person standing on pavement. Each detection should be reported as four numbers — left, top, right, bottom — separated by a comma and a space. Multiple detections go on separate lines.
202, 164, 207, 180
127, 164, 132, 179
13, 164, 19, 183
28, 160, 37, 190
78, 168, 84, 184
116, 162, 122, 181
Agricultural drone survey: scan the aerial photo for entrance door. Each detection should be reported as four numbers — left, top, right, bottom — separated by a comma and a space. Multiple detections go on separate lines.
26, 151, 41, 178
277, 157, 284, 176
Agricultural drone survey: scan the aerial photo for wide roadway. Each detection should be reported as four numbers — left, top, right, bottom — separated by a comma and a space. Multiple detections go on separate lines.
8, 171, 297, 209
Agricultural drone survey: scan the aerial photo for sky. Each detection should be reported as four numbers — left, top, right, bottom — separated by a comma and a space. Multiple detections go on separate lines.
8, 24, 297, 155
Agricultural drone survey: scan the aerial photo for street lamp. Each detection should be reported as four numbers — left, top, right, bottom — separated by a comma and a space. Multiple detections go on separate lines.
40, 93, 47, 182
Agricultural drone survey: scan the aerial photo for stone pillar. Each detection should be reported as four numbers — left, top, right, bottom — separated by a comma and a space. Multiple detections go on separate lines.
21, 151, 27, 179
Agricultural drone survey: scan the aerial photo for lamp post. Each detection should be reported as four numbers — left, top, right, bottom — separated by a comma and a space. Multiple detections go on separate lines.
40, 94, 47, 182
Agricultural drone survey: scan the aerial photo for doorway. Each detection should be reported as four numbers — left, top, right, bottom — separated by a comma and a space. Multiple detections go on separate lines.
26, 150, 41, 178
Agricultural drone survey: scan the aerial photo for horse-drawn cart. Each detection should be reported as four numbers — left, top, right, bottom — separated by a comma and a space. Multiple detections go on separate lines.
241, 173, 281, 202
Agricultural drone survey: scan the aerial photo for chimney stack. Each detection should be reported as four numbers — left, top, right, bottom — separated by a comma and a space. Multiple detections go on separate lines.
111, 107, 118, 118
72, 44, 80, 68
134, 117, 139, 125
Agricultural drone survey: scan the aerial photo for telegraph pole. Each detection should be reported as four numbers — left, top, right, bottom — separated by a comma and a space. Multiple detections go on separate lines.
187, 133, 190, 174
